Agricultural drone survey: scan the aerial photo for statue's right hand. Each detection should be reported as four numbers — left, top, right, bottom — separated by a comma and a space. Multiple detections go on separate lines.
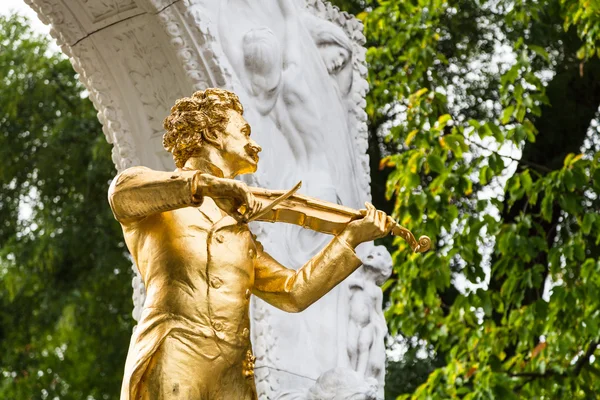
194, 174, 261, 222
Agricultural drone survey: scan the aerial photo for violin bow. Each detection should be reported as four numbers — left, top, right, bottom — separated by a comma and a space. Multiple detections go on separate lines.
247, 181, 303, 222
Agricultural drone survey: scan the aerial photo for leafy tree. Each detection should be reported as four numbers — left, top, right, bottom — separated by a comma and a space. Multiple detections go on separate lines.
0, 14, 132, 399
331, 0, 600, 398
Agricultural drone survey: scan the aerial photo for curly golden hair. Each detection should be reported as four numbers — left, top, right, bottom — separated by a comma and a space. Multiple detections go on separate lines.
163, 88, 244, 168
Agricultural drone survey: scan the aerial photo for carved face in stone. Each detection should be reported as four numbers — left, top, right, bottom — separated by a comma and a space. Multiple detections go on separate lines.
243, 27, 282, 115
362, 245, 393, 286
220, 109, 262, 176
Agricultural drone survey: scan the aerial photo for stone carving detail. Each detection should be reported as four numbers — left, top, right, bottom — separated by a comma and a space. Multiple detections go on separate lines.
276, 368, 379, 400
340, 245, 392, 397
158, 4, 218, 91
113, 25, 183, 137
23, 0, 87, 48
80, 0, 137, 23
305, 0, 371, 202
68, 41, 140, 171
24, 0, 388, 398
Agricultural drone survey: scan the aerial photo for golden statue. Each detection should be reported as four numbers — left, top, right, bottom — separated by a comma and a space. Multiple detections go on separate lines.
108, 88, 430, 400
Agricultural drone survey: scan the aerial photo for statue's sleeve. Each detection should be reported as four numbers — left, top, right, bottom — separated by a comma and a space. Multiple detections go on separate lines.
252, 236, 362, 313
108, 166, 202, 223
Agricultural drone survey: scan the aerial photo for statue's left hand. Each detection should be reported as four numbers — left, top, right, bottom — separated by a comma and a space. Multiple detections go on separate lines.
195, 174, 262, 222
338, 202, 394, 248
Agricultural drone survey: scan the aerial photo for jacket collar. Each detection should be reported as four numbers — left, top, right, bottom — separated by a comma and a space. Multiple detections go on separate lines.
180, 160, 225, 178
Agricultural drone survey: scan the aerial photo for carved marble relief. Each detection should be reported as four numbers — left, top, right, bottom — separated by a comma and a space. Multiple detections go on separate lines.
339, 246, 392, 398
80, 0, 138, 23
113, 25, 182, 136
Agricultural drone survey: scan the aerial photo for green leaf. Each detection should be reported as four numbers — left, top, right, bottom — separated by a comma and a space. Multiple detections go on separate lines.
405, 129, 419, 146
529, 44, 550, 61
503, 64, 520, 84
516, 105, 527, 122
501, 105, 515, 124
563, 153, 576, 167
541, 193, 554, 222
468, 119, 481, 129
489, 122, 504, 141
520, 170, 533, 192
582, 213, 596, 235
479, 165, 493, 185
437, 114, 452, 127
427, 154, 444, 173
489, 153, 505, 174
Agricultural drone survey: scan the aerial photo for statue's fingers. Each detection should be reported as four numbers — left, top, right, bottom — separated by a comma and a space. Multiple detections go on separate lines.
364, 202, 376, 220
385, 216, 396, 234
376, 210, 387, 229
251, 201, 262, 219
244, 194, 257, 219
372, 209, 381, 225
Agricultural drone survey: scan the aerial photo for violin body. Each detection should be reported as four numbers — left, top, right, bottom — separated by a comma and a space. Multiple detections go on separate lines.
248, 186, 431, 253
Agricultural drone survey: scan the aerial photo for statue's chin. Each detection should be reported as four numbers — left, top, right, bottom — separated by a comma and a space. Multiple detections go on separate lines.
237, 162, 258, 176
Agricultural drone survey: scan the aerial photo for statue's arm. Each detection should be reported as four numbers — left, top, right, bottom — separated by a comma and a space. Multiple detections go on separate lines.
253, 203, 392, 311
108, 166, 202, 223
252, 236, 362, 313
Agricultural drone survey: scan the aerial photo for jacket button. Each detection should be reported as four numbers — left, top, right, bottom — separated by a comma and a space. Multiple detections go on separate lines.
242, 328, 249, 338
245, 289, 251, 299
210, 277, 223, 289
213, 321, 223, 331
215, 234, 224, 243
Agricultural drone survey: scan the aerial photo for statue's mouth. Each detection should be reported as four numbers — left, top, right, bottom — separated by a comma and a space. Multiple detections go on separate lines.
245, 145, 261, 163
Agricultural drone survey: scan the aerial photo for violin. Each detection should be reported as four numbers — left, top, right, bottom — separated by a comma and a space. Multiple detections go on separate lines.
245, 182, 431, 253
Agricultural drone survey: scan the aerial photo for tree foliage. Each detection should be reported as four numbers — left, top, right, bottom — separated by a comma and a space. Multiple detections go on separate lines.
330, 0, 600, 397
0, 14, 132, 399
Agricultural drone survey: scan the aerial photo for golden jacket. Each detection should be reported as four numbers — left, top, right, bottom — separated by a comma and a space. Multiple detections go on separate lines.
108, 166, 362, 399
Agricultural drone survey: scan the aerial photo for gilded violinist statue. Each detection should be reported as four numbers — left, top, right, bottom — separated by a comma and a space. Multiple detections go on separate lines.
108, 88, 397, 400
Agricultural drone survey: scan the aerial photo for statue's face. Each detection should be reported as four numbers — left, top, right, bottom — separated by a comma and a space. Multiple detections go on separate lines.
221, 109, 262, 175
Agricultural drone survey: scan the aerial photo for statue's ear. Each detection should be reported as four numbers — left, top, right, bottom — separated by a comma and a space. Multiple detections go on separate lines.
203, 128, 222, 149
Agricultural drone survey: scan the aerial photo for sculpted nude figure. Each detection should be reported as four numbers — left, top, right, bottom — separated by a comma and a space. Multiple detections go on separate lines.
108, 88, 393, 400
347, 246, 392, 385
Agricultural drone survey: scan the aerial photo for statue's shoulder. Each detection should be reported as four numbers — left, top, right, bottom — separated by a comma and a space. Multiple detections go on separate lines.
108, 166, 154, 201
111, 166, 157, 188
117, 165, 154, 179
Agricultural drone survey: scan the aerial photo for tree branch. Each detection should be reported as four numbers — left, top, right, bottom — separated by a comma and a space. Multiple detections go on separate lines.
573, 341, 598, 376
508, 340, 599, 388
467, 139, 553, 173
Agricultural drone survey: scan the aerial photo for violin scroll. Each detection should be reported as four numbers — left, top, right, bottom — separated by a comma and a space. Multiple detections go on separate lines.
391, 224, 431, 253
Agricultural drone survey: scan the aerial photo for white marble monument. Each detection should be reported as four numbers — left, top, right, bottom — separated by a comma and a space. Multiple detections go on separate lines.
24, 0, 393, 397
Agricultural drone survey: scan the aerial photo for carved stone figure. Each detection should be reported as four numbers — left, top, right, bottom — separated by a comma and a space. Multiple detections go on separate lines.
108, 89, 395, 399
346, 246, 392, 387
275, 368, 379, 400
